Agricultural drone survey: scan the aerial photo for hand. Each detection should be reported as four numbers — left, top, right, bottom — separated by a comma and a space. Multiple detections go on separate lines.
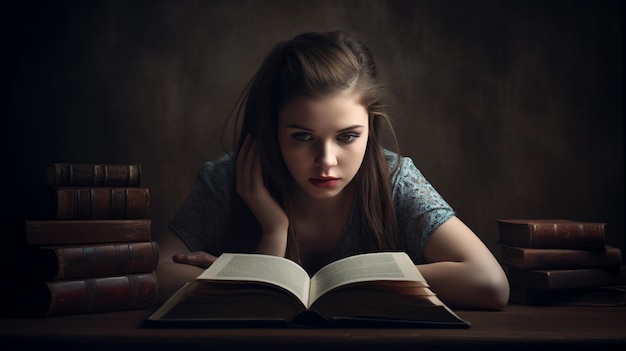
172, 251, 217, 269
236, 135, 289, 255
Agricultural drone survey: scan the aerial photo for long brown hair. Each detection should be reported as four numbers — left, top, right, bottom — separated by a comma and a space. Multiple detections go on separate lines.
223, 31, 400, 262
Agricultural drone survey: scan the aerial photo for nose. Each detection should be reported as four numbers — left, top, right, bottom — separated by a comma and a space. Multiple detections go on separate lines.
314, 140, 338, 169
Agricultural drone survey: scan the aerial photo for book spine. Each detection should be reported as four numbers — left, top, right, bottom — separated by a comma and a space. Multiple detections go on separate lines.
34, 273, 158, 317
501, 246, 622, 270
24, 219, 152, 245
506, 266, 626, 290
33, 241, 159, 280
509, 285, 626, 306
54, 188, 150, 219
46, 164, 142, 187
528, 223, 606, 249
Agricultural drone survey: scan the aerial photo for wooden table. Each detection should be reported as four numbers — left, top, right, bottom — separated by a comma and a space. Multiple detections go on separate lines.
1, 304, 625, 350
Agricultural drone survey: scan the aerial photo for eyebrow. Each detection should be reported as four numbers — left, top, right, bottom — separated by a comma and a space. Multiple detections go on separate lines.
284, 124, 365, 133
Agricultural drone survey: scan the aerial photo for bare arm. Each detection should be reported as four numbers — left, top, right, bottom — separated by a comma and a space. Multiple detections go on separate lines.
236, 135, 289, 256
156, 136, 289, 304
155, 228, 212, 304
417, 216, 510, 310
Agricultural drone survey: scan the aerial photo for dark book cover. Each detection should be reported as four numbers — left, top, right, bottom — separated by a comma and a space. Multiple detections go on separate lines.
48, 187, 150, 220
22, 219, 153, 245
500, 245, 622, 270
45, 163, 142, 187
496, 219, 606, 250
505, 266, 626, 290
6, 272, 158, 318
23, 241, 159, 280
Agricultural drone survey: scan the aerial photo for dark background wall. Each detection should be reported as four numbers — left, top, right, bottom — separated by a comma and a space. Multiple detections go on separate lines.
2, 0, 624, 261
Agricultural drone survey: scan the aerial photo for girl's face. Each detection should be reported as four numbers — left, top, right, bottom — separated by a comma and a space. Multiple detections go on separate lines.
278, 91, 369, 201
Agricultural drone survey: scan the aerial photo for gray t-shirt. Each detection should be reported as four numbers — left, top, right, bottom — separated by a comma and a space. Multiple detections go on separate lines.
170, 150, 455, 266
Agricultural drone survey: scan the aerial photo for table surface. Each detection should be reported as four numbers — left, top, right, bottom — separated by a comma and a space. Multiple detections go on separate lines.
1, 303, 625, 350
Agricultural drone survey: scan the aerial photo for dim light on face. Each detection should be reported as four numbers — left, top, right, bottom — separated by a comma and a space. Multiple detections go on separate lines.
278, 91, 369, 201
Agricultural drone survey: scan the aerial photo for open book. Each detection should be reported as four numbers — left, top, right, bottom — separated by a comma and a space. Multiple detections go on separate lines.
146, 252, 470, 328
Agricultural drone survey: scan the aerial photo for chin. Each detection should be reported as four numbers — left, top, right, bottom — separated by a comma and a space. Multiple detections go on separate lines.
303, 187, 344, 200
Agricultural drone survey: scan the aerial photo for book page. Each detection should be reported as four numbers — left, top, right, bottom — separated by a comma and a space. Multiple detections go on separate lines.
196, 253, 311, 306
308, 252, 424, 307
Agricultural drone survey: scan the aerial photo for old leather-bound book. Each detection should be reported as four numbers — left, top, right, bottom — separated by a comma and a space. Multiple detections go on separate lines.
500, 245, 622, 270
22, 241, 159, 280
495, 219, 606, 250
21, 219, 152, 245
45, 163, 142, 187
9, 272, 158, 317
47, 187, 150, 220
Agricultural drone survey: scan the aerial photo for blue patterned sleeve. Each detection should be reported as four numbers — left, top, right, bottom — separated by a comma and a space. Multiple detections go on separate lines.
390, 154, 456, 264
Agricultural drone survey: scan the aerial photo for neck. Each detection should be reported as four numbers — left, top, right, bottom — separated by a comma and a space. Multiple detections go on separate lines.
292, 182, 356, 216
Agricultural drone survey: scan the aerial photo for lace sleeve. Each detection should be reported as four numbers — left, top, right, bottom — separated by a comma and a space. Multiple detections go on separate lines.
391, 155, 456, 263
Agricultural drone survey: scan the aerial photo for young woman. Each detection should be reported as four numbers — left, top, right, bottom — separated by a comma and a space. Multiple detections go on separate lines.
156, 30, 509, 309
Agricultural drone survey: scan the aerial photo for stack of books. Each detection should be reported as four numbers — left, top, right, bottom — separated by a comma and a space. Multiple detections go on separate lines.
10, 163, 158, 317
496, 219, 626, 306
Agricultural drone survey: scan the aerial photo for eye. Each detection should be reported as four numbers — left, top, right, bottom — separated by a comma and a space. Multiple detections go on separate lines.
291, 132, 313, 142
338, 133, 359, 143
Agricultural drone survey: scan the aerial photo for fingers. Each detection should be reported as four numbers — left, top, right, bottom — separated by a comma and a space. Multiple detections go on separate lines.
234, 134, 289, 244
173, 251, 217, 269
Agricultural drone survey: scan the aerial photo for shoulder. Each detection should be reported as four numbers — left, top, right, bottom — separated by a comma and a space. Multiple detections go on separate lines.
197, 153, 236, 189
383, 149, 452, 212
383, 150, 455, 263
382, 149, 421, 184
169, 153, 236, 253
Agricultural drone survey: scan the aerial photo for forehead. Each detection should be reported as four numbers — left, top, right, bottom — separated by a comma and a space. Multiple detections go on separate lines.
279, 92, 368, 126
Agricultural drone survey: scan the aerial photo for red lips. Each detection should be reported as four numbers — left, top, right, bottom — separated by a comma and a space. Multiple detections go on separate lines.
309, 177, 339, 188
